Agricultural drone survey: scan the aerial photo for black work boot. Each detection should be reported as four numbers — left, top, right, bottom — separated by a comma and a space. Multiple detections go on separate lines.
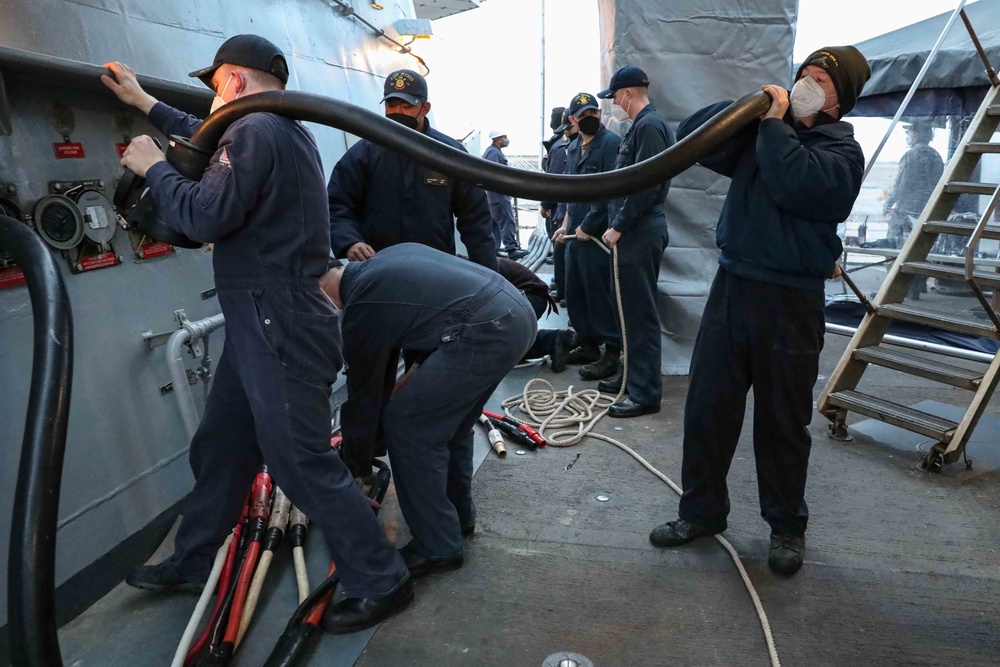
322, 579, 415, 634
550, 330, 575, 373
565, 343, 600, 365
598, 369, 624, 394
648, 519, 727, 547
125, 562, 206, 593
579, 347, 620, 381
768, 533, 805, 575
399, 543, 464, 579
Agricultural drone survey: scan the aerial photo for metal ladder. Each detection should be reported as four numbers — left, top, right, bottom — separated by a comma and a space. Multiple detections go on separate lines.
818, 11, 1000, 471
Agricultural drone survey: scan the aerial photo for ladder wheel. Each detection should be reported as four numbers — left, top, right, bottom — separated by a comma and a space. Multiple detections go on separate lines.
921, 452, 944, 473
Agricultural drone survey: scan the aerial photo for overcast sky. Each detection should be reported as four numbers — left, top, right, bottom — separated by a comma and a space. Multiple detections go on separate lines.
419, 0, 975, 162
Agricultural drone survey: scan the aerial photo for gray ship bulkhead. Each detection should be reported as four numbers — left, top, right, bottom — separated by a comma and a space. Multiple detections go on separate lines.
0, 0, 428, 651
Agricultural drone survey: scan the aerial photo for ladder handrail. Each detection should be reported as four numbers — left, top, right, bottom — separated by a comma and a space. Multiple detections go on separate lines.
861, 0, 969, 182
964, 182, 1000, 331
960, 8, 1000, 87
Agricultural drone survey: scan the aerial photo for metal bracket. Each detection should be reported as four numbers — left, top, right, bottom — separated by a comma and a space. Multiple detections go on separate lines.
141, 309, 203, 355
49, 179, 105, 196
827, 413, 854, 442
159, 368, 201, 395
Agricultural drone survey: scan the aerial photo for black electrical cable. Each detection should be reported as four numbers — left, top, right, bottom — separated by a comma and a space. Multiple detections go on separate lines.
3, 214, 73, 667
261, 460, 392, 667
181, 89, 771, 204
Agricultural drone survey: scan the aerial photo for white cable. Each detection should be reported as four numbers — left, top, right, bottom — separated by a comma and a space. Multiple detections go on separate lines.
170, 534, 233, 667
502, 244, 781, 667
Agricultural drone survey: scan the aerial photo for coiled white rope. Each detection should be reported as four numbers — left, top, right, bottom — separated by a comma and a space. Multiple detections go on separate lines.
502, 242, 781, 667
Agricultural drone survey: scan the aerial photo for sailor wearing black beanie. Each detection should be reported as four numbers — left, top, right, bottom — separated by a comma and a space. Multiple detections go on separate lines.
648, 46, 872, 579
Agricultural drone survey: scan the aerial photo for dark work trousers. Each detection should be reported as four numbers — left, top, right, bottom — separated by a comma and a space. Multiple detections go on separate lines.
547, 216, 566, 299
553, 240, 567, 299
678, 268, 825, 537
565, 238, 620, 350
614, 222, 668, 406
489, 198, 519, 252
167, 287, 409, 598
381, 291, 536, 560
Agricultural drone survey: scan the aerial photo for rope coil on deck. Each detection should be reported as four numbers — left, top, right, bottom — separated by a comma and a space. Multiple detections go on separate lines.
502, 245, 781, 667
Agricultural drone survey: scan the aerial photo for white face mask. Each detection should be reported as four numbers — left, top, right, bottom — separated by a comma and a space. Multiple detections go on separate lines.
613, 92, 632, 119
210, 74, 236, 114
790, 75, 836, 119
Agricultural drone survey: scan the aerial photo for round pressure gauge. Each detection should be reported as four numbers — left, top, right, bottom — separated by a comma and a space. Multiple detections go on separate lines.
75, 189, 117, 246
33, 194, 85, 250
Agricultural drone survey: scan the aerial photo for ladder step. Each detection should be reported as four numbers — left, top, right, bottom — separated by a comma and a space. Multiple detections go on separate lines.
988, 105, 1000, 116
827, 390, 958, 441
945, 182, 999, 196
924, 220, 1000, 240
966, 142, 1000, 154
900, 261, 1000, 289
878, 303, 1000, 340
853, 346, 984, 390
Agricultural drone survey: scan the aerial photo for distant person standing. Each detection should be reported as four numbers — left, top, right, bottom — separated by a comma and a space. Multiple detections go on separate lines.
483, 130, 527, 260
597, 66, 675, 417
884, 120, 943, 249
541, 111, 574, 303
555, 92, 623, 382
885, 120, 943, 299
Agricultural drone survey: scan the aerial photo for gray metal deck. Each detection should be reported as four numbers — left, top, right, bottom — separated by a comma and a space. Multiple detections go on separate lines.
57, 312, 1000, 666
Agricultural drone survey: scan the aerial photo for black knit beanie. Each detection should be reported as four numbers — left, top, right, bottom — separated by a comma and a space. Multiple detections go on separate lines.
796, 45, 871, 117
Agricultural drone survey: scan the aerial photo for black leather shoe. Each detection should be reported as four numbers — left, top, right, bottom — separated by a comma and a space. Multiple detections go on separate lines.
649, 518, 727, 547
125, 563, 206, 593
461, 522, 476, 537
598, 370, 624, 394
322, 579, 415, 634
550, 330, 575, 373
579, 348, 620, 380
565, 345, 600, 365
507, 248, 529, 260
768, 533, 805, 575
400, 543, 464, 579
608, 397, 660, 418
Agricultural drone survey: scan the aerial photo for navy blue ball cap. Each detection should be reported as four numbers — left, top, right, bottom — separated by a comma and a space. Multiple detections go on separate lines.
189, 34, 289, 89
567, 92, 599, 119
555, 110, 570, 134
598, 65, 650, 99
381, 69, 428, 106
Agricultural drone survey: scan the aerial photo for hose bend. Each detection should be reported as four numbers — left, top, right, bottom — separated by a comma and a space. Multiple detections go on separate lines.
188, 90, 771, 202
2, 214, 74, 667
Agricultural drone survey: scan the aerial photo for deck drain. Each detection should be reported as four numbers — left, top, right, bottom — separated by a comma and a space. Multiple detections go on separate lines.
542, 652, 594, 667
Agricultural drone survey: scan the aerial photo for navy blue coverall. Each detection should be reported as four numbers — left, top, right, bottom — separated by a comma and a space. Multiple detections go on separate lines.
675, 103, 864, 537
339, 244, 536, 561
482, 144, 520, 253
328, 120, 497, 271
542, 133, 572, 300
144, 101, 408, 598
564, 125, 622, 353
610, 104, 674, 407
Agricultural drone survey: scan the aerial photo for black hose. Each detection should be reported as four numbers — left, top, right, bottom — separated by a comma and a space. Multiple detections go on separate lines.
185, 90, 771, 203
260, 574, 340, 667
2, 215, 73, 667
